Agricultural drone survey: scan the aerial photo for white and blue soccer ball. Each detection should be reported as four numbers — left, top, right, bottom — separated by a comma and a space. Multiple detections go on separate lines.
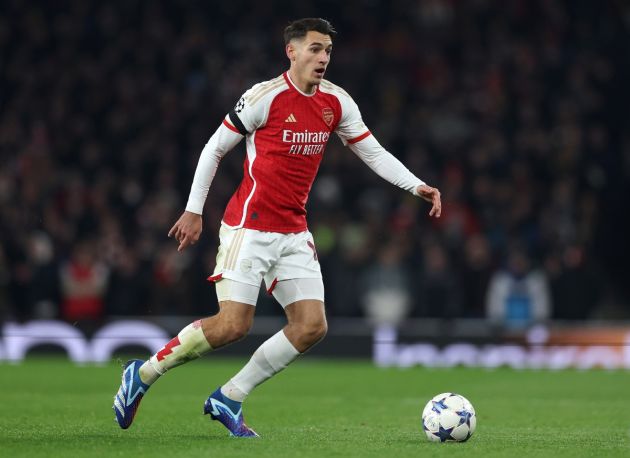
421, 392, 476, 442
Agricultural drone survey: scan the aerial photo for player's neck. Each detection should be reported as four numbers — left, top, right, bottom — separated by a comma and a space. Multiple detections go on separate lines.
287, 69, 317, 95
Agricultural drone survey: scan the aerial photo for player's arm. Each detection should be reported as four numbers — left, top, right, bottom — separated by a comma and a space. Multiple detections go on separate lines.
170, 88, 265, 251
336, 94, 441, 218
348, 136, 441, 218
169, 119, 244, 252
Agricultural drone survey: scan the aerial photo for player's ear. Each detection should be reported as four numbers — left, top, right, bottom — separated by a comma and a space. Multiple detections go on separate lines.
286, 43, 296, 62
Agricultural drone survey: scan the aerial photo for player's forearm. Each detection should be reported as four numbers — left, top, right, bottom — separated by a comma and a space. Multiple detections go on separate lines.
349, 135, 425, 195
185, 121, 243, 214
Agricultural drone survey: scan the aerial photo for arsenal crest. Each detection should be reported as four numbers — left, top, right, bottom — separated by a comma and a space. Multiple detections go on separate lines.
322, 108, 334, 127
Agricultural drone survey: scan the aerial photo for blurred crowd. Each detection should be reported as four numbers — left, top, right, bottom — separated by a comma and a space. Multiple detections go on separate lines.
1, 0, 629, 327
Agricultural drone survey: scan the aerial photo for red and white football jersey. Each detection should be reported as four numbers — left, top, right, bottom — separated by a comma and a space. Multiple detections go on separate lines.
185, 72, 424, 233
222, 72, 370, 232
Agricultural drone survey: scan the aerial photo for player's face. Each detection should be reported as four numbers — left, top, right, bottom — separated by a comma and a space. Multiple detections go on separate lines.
287, 31, 333, 92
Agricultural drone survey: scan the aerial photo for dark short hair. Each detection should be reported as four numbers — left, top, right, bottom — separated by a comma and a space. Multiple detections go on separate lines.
284, 18, 337, 45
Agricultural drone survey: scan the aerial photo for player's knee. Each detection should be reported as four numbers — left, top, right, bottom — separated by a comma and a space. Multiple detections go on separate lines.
223, 320, 251, 343
313, 320, 328, 342
302, 318, 328, 344
213, 313, 252, 344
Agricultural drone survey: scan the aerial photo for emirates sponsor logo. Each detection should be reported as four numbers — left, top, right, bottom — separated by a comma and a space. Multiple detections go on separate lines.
282, 129, 330, 143
282, 129, 329, 156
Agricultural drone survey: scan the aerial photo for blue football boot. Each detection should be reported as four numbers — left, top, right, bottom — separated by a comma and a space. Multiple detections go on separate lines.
113, 359, 150, 429
203, 387, 259, 437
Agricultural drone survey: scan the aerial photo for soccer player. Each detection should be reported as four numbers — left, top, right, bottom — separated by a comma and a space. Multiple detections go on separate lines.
113, 18, 441, 437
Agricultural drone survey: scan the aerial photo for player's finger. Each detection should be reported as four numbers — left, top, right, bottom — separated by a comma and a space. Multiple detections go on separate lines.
168, 222, 179, 238
427, 191, 439, 217
172, 227, 182, 242
178, 235, 190, 252
178, 229, 191, 245
433, 197, 441, 218
421, 187, 436, 203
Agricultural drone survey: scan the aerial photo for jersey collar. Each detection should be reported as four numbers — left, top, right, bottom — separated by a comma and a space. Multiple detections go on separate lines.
284, 72, 318, 97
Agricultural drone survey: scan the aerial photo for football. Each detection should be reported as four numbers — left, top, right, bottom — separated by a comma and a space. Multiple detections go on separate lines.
421, 392, 476, 442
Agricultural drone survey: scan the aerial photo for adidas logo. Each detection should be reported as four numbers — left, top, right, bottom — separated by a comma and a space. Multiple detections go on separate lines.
285, 113, 297, 123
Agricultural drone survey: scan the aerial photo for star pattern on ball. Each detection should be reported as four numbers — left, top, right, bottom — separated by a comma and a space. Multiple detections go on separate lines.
431, 399, 448, 414
435, 425, 455, 442
456, 410, 472, 427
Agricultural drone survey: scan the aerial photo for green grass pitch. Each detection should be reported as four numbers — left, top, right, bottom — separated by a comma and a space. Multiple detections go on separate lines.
1, 357, 629, 457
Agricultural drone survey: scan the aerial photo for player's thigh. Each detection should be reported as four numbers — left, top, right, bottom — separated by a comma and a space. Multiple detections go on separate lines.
272, 230, 321, 281
215, 277, 261, 306
209, 223, 276, 291
217, 299, 256, 332
203, 298, 256, 329
264, 231, 324, 307
269, 277, 325, 308
284, 298, 326, 328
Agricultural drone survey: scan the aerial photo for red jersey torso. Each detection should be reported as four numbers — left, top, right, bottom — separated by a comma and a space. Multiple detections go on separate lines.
222, 73, 368, 233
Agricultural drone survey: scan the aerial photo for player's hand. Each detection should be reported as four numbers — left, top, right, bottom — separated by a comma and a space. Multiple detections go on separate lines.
168, 211, 203, 252
416, 184, 442, 218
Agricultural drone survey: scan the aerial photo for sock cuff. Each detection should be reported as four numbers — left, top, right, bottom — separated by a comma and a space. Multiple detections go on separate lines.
227, 330, 301, 399
262, 330, 300, 372
222, 380, 248, 401
139, 359, 162, 385
276, 329, 300, 355
178, 319, 212, 355
148, 358, 165, 375
148, 320, 212, 376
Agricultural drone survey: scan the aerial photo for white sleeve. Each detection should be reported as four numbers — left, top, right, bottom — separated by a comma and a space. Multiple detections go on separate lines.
334, 92, 371, 145
226, 85, 269, 135
334, 91, 424, 195
185, 121, 243, 214
349, 135, 425, 196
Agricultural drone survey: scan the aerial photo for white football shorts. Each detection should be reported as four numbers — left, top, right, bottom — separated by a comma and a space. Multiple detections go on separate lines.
208, 223, 324, 307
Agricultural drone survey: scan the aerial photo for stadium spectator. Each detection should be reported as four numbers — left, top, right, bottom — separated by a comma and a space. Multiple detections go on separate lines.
361, 240, 412, 325
486, 246, 551, 328
26, 231, 59, 319
59, 240, 109, 321
546, 244, 602, 321
458, 234, 493, 318
415, 242, 462, 319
